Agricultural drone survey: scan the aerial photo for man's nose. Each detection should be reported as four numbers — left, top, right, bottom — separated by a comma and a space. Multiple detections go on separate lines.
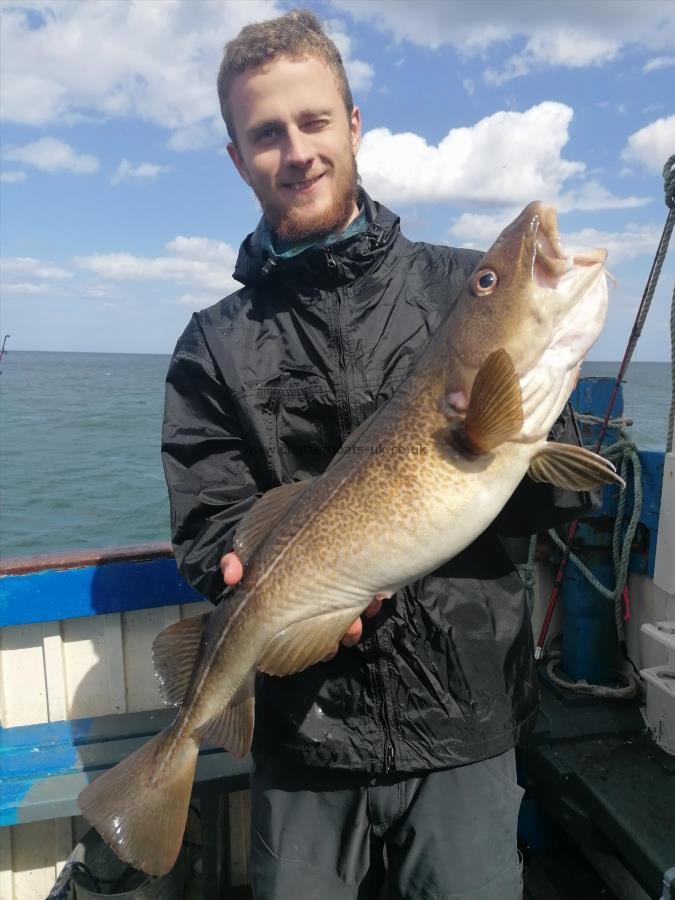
284, 126, 314, 167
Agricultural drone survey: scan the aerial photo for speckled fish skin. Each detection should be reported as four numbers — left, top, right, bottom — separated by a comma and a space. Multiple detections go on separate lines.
78, 201, 614, 876
180, 200, 611, 724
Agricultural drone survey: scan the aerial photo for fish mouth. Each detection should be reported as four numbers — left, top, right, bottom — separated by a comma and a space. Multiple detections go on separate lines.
530, 204, 607, 293
514, 203, 610, 439
526, 203, 609, 359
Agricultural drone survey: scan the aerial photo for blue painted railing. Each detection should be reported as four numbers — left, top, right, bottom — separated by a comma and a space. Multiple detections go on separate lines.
0, 543, 203, 628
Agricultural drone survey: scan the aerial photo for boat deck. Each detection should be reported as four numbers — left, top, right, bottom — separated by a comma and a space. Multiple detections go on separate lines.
519, 672, 675, 899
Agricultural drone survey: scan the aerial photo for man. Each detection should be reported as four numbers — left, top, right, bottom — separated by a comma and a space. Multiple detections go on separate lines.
162, 9, 589, 899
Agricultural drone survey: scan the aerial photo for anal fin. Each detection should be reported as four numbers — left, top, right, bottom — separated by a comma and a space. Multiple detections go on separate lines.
528, 442, 625, 490
195, 669, 255, 759
259, 607, 365, 676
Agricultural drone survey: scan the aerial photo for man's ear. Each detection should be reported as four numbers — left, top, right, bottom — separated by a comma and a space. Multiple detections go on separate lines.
350, 105, 362, 156
227, 142, 252, 187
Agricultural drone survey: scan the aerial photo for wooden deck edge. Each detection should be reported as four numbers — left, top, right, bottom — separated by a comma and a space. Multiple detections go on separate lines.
0, 542, 174, 576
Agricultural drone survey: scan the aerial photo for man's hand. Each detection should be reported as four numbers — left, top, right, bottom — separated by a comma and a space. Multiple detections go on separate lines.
219, 551, 387, 660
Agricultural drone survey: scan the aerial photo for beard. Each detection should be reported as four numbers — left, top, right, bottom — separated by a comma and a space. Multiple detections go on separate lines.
257, 154, 359, 243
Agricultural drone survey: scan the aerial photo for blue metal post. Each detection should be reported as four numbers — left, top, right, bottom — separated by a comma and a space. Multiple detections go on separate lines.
562, 376, 624, 684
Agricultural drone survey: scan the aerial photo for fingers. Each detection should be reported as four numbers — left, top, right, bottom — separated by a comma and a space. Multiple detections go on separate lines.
321, 617, 362, 662
320, 593, 395, 662
341, 617, 363, 647
220, 551, 243, 586
363, 596, 383, 618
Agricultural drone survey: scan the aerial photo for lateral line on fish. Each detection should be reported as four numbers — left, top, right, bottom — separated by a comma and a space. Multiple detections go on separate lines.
253, 457, 375, 594
159, 462, 358, 767
172, 450, 386, 754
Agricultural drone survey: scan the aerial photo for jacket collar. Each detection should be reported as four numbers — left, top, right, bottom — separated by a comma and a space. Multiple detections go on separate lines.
232, 189, 401, 289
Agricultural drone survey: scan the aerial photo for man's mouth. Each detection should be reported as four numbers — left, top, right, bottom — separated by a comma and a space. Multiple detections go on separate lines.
283, 173, 325, 193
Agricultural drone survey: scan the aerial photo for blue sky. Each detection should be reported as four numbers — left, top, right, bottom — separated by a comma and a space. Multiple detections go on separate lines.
1, 0, 674, 359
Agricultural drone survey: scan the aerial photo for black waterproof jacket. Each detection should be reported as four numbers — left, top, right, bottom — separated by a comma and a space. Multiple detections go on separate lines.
162, 191, 589, 773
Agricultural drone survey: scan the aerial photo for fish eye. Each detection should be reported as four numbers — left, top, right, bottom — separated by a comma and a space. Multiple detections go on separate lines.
473, 269, 498, 295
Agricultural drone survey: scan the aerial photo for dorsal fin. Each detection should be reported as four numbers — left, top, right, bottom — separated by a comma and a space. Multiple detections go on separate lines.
234, 480, 312, 564
447, 349, 523, 456
152, 612, 210, 706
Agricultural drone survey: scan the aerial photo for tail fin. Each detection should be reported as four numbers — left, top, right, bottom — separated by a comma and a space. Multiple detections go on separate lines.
78, 726, 198, 876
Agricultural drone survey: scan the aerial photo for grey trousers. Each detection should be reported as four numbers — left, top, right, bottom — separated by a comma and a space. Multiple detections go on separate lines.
250, 749, 524, 900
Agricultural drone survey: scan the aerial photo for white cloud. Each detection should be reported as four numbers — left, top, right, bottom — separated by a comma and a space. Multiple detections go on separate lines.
561, 224, 663, 266
357, 101, 646, 210
111, 159, 170, 185
448, 214, 662, 266
0, 256, 74, 295
0, 1, 283, 127
1, 282, 51, 294
448, 211, 518, 247
622, 115, 675, 174
1, 257, 74, 281
0, 0, 312, 153
177, 292, 218, 307
332, 0, 675, 82
1, 3, 375, 148
558, 181, 648, 213
324, 19, 375, 95
74, 235, 238, 293
644, 56, 675, 72
484, 32, 618, 86
0, 170, 27, 183
3, 137, 98, 174
167, 124, 218, 152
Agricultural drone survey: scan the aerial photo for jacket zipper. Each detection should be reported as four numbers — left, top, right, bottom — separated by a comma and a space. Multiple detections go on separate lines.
384, 738, 395, 773
374, 633, 398, 774
327, 249, 354, 435
328, 245, 394, 771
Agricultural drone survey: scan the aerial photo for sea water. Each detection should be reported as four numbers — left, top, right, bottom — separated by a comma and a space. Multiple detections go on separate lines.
0, 351, 671, 559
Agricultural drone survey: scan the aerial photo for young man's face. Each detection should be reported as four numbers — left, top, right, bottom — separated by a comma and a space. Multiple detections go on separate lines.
227, 54, 361, 241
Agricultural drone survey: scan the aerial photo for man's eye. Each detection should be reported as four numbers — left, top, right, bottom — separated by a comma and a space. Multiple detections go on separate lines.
305, 119, 328, 131
256, 127, 278, 142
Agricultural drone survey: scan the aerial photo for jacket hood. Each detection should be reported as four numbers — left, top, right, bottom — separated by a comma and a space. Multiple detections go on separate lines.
233, 189, 401, 289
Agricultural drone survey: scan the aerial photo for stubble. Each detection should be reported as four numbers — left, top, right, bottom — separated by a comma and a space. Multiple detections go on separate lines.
260, 154, 359, 242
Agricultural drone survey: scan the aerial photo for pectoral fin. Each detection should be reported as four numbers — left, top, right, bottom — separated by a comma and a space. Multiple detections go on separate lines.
234, 480, 313, 564
195, 669, 255, 758
446, 349, 523, 456
528, 442, 625, 490
258, 607, 364, 676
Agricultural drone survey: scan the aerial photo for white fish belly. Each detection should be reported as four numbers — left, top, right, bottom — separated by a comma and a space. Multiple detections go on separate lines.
338, 443, 535, 597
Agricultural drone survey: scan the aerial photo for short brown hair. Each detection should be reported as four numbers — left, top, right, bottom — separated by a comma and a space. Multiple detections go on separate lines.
217, 9, 353, 145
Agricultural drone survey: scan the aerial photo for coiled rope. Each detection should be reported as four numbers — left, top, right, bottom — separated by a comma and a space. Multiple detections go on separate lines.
548, 418, 641, 640
545, 416, 642, 697
534, 154, 675, 674
518, 418, 643, 698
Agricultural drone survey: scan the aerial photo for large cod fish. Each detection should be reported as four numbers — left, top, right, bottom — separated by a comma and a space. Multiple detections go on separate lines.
79, 202, 623, 875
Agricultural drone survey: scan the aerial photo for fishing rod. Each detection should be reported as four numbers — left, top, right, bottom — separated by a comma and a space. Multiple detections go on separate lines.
535, 155, 675, 660
0, 334, 9, 373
